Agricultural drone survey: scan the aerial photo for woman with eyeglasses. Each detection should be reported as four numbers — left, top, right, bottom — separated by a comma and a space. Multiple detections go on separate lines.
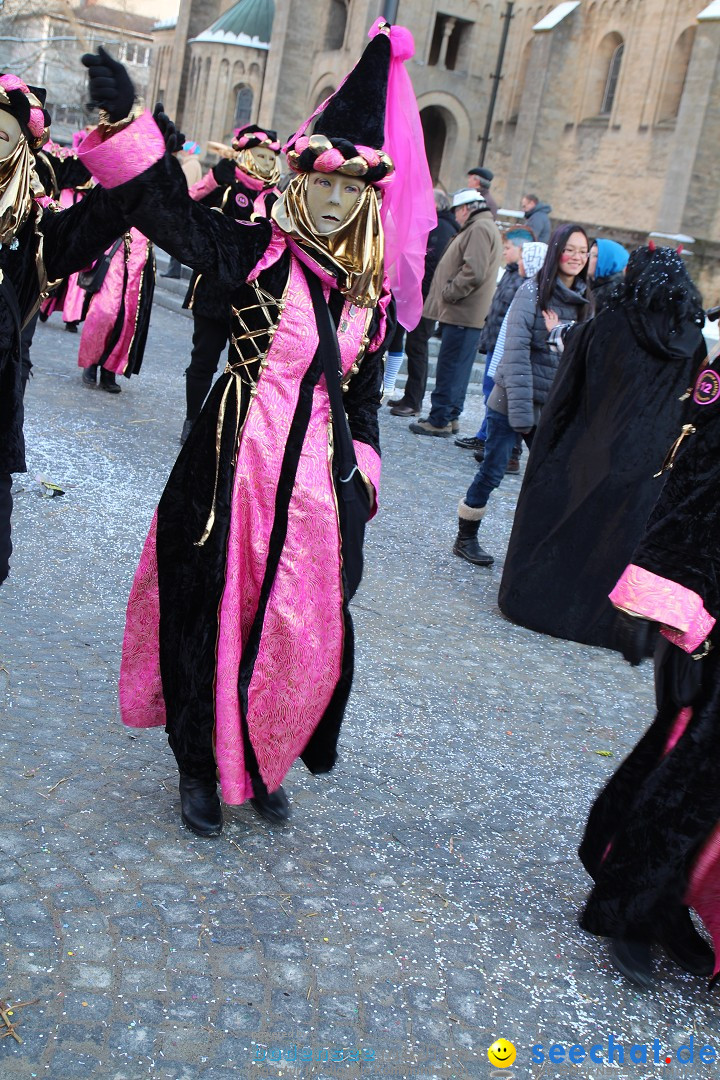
498, 245, 706, 650
453, 223, 590, 567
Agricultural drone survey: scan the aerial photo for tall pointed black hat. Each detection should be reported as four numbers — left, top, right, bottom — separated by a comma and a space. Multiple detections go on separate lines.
286, 30, 393, 183
313, 32, 390, 149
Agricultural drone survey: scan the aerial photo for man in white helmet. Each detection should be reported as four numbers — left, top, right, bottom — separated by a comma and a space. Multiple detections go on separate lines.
409, 188, 502, 438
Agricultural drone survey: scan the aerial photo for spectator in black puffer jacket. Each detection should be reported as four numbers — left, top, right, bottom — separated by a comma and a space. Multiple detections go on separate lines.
452, 223, 590, 568
454, 226, 534, 456
387, 189, 459, 416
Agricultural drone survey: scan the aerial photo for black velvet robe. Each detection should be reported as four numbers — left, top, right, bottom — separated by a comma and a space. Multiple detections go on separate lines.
0, 187, 128, 475
182, 158, 277, 324
111, 152, 392, 787
498, 305, 706, 649
579, 365, 720, 940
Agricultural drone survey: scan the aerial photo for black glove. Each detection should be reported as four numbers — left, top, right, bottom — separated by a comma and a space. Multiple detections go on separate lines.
81, 46, 136, 123
152, 102, 185, 154
614, 610, 656, 666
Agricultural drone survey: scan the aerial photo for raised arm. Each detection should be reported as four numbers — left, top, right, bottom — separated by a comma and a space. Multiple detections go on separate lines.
78, 113, 271, 288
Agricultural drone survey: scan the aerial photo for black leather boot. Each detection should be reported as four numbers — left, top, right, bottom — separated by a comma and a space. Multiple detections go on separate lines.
609, 938, 654, 989
99, 367, 122, 394
659, 906, 714, 976
453, 502, 493, 566
82, 364, 98, 388
250, 784, 291, 825
179, 774, 223, 837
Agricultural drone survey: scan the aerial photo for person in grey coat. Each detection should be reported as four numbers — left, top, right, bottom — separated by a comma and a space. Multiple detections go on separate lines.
521, 193, 552, 244
453, 223, 590, 566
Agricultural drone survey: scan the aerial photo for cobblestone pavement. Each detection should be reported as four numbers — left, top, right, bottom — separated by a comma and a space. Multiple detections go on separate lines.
1, 302, 718, 1080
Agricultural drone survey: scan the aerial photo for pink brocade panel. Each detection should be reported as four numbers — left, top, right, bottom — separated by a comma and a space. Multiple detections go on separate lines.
78, 111, 166, 188
609, 564, 716, 654
63, 273, 86, 324
354, 441, 381, 519
660, 707, 720, 976
686, 824, 720, 977
119, 510, 166, 728
78, 229, 151, 374
214, 255, 370, 805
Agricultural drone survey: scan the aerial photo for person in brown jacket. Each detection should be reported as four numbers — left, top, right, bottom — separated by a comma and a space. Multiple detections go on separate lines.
409, 188, 502, 437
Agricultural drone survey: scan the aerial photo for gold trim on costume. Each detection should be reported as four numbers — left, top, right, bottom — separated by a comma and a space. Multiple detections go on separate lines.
98, 98, 145, 136
195, 280, 284, 547
0, 138, 35, 247
654, 423, 696, 477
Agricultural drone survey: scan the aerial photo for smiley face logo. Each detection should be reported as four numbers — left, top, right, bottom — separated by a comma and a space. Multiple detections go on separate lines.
488, 1039, 516, 1068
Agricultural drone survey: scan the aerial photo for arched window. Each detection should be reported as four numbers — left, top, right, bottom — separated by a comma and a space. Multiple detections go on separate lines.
324, 0, 347, 51
313, 85, 335, 111
658, 27, 696, 122
233, 85, 253, 128
600, 42, 623, 115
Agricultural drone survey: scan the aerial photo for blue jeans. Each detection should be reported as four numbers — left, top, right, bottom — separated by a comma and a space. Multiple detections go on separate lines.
428, 324, 482, 427
476, 354, 522, 463
477, 353, 495, 442
466, 408, 534, 508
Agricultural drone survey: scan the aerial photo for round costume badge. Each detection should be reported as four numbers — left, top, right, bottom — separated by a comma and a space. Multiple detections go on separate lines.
235, 192, 249, 208
693, 367, 720, 406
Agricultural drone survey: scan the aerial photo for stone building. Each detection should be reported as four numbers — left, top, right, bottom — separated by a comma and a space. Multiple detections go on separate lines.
0, 1, 156, 136
153, 0, 720, 295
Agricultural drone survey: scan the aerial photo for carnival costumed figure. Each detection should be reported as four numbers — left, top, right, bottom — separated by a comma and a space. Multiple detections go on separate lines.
38, 128, 95, 334
179, 123, 282, 444
77, 26, 435, 835
0, 71, 136, 586
578, 353, 720, 988
498, 247, 706, 650
78, 224, 155, 393
20, 102, 94, 394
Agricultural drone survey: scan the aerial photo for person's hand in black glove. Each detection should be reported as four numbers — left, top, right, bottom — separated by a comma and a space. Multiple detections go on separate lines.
614, 610, 656, 666
152, 102, 185, 154
81, 46, 136, 123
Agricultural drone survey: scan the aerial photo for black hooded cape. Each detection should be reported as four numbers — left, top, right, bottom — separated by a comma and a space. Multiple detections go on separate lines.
578, 367, 720, 939
498, 304, 706, 650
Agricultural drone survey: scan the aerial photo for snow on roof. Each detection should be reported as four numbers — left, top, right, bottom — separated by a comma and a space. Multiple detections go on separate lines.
534, 2, 581, 31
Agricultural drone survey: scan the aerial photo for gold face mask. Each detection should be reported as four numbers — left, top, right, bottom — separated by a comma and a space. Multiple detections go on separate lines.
272, 173, 385, 308
235, 146, 281, 187
0, 136, 37, 248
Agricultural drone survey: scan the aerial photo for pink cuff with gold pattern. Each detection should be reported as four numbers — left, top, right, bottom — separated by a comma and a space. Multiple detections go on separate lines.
353, 442, 381, 519
78, 111, 166, 188
610, 564, 715, 654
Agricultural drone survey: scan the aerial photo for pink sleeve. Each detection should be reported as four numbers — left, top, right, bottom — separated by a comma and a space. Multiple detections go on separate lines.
353, 441, 381, 519
609, 563, 716, 654
188, 171, 219, 202
78, 110, 165, 188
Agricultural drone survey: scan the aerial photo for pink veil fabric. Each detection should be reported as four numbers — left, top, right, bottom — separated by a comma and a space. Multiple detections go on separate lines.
283, 21, 436, 333
369, 19, 436, 331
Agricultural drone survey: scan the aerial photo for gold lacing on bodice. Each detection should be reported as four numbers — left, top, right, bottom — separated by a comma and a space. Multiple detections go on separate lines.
225, 281, 284, 391
196, 281, 285, 547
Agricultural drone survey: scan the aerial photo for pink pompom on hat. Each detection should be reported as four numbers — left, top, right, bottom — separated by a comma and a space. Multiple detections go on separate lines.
231, 124, 280, 153
0, 74, 47, 146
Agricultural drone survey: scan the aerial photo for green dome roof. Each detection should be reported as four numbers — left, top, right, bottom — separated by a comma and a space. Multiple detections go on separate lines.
195, 0, 275, 47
